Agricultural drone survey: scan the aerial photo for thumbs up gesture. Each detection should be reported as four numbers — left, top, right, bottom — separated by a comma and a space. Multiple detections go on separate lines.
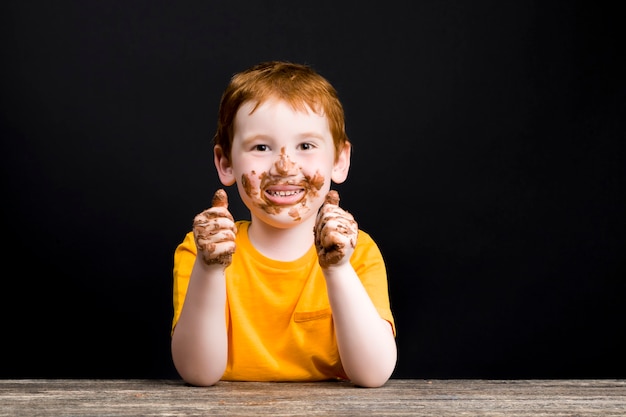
193, 189, 237, 266
314, 190, 358, 268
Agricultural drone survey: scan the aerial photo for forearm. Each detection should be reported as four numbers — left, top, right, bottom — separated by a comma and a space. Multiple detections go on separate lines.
324, 264, 397, 388
171, 259, 228, 386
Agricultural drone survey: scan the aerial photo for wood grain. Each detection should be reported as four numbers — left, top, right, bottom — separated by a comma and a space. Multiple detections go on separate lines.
1, 379, 625, 416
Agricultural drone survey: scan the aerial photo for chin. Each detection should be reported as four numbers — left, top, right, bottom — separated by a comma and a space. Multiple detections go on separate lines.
254, 208, 315, 228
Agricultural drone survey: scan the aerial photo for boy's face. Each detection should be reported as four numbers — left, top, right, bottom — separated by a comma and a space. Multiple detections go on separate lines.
218, 98, 349, 228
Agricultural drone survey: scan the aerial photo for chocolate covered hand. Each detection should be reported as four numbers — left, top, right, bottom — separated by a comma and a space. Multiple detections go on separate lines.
314, 190, 358, 268
193, 189, 236, 266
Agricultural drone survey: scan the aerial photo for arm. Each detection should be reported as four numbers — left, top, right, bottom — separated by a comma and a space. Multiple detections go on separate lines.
315, 191, 397, 388
171, 190, 236, 386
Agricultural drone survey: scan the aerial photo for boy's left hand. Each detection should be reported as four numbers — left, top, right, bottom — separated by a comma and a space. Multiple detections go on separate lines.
314, 190, 358, 268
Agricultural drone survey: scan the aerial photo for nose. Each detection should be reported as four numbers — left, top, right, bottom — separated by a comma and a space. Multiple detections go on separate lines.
269, 147, 299, 176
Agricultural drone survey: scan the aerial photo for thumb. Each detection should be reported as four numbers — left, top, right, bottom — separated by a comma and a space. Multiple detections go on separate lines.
212, 189, 229, 208
324, 190, 340, 206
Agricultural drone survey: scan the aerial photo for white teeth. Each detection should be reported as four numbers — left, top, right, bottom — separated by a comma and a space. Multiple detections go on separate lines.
268, 190, 301, 197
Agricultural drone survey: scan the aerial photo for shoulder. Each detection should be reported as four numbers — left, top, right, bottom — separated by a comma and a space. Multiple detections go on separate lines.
235, 220, 250, 232
355, 228, 380, 250
177, 230, 196, 253
352, 228, 385, 266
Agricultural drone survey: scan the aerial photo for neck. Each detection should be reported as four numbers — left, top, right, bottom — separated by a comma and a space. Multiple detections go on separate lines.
247, 215, 316, 261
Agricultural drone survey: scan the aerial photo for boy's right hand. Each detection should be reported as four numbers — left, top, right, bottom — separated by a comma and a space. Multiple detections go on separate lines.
192, 189, 237, 266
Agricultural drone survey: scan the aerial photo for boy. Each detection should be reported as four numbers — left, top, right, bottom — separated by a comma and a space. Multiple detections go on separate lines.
171, 61, 397, 388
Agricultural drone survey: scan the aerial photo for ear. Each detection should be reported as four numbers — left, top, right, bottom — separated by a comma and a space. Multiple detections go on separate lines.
214, 145, 236, 186
331, 141, 351, 184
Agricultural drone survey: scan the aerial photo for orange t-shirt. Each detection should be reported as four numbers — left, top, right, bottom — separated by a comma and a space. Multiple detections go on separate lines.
172, 221, 395, 381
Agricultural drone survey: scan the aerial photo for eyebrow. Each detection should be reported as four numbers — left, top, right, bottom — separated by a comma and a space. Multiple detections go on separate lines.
240, 132, 327, 144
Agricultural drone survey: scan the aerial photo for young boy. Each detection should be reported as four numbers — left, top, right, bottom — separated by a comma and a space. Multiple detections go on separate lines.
171, 61, 397, 388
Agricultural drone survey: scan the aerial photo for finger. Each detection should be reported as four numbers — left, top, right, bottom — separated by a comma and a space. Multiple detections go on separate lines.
324, 190, 340, 206
196, 229, 236, 245
196, 238, 236, 266
193, 208, 233, 227
212, 189, 228, 208
193, 215, 236, 234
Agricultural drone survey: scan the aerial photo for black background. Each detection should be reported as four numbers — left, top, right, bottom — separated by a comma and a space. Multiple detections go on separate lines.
2, 1, 624, 379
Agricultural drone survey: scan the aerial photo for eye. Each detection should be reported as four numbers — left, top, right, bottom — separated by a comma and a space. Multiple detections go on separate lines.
253, 144, 270, 152
298, 142, 316, 151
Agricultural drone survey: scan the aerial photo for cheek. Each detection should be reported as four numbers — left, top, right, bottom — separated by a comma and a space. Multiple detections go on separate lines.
240, 171, 261, 199
305, 171, 325, 192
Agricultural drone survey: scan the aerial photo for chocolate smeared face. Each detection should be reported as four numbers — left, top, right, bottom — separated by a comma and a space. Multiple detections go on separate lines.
241, 147, 325, 222
229, 98, 338, 228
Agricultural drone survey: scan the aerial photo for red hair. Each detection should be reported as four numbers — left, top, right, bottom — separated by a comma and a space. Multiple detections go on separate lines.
213, 61, 349, 162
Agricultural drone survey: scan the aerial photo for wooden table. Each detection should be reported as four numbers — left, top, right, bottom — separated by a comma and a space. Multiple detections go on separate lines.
1, 379, 625, 416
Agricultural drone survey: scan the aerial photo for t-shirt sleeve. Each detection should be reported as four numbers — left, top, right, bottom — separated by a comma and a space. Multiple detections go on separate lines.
352, 230, 397, 337
171, 231, 197, 334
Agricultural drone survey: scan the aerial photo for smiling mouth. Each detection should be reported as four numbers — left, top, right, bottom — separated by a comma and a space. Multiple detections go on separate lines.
263, 188, 305, 205
266, 189, 303, 197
